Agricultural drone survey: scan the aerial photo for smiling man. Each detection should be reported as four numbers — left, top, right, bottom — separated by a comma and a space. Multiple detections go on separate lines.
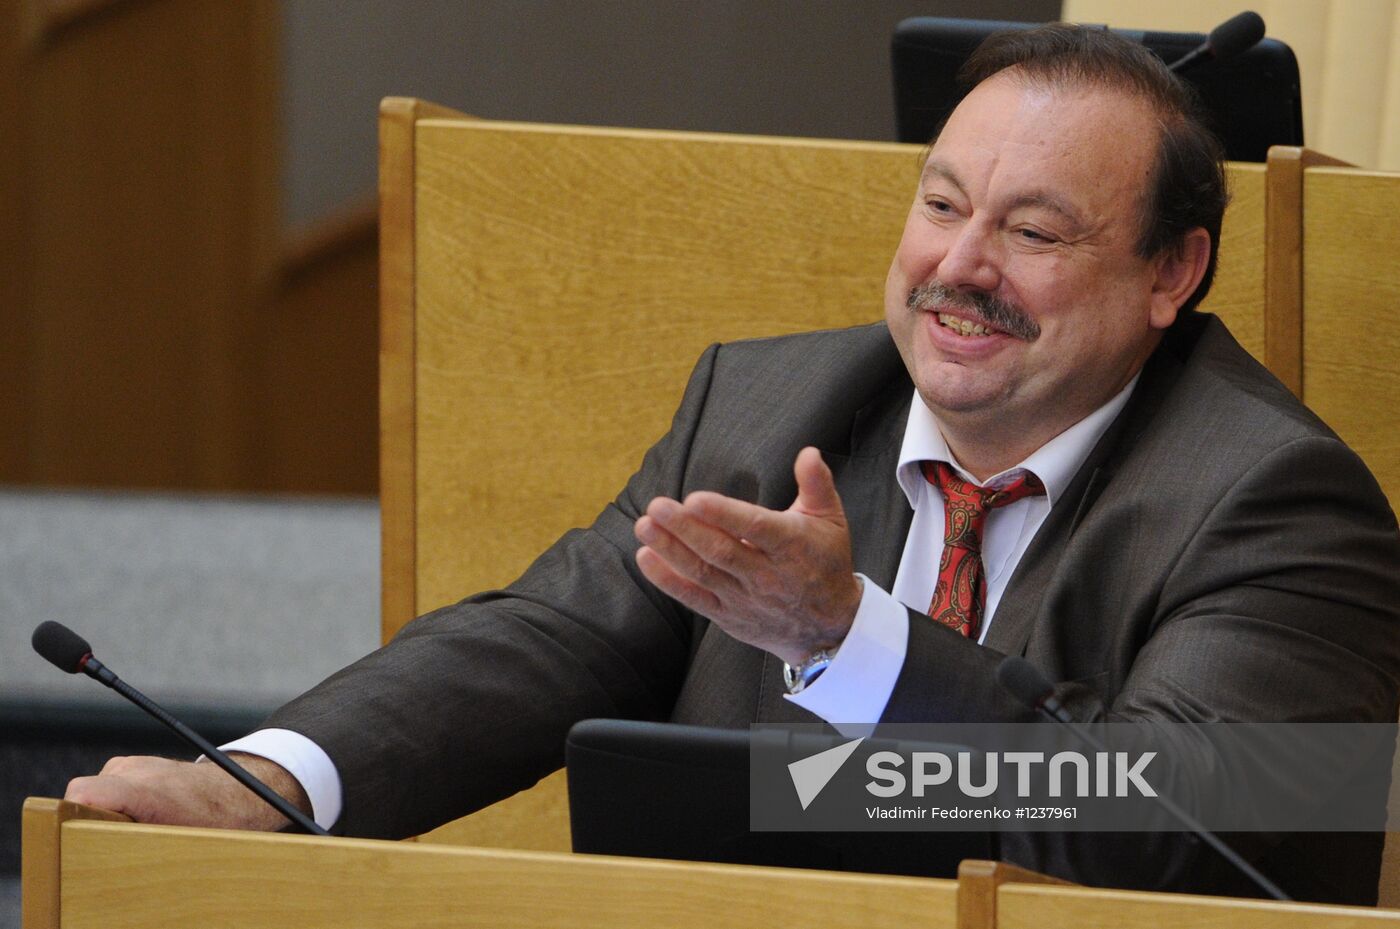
885, 73, 1207, 477
68, 24, 1400, 905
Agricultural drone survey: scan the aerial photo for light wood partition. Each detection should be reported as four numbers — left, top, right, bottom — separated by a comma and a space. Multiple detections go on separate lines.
376, 99, 1297, 851
957, 859, 1071, 929
1264, 147, 1355, 396
21, 798, 130, 929
1208, 160, 1268, 361
1302, 166, 1400, 511
22, 797, 960, 929
27, 798, 1400, 928
997, 883, 1400, 928
1300, 162, 1400, 911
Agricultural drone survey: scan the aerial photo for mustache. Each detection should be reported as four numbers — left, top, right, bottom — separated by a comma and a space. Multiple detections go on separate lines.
905, 282, 1041, 342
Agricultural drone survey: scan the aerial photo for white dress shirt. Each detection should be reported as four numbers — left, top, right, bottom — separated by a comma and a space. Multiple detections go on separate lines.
224, 375, 1138, 829
787, 378, 1137, 731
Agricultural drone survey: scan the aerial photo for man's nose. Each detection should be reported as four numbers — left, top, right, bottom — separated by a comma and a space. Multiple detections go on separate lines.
936, 222, 1001, 293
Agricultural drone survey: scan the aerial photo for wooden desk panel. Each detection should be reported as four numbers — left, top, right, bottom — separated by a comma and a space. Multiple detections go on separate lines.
57, 819, 958, 929
999, 883, 1400, 929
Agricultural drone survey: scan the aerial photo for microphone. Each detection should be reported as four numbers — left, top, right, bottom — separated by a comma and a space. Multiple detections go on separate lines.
1168, 11, 1267, 74
32, 620, 329, 837
996, 656, 1289, 901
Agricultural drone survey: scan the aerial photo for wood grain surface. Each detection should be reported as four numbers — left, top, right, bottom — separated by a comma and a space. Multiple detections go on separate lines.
998, 883, 1400, 929
1303, 167, 1400, 511
1263, 147, 1354, 397
409, 120, 915, 621
956, 859, 1070, 929
379, 98, 426, 641
57, 819, 957, 929
21, 798, 130, 929
1201, 161, 1267, 362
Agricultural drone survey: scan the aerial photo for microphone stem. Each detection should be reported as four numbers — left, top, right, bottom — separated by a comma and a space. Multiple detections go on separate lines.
1168, 45, 1211, 74
1035, 703, 1289, 901
91, 661, 329, 837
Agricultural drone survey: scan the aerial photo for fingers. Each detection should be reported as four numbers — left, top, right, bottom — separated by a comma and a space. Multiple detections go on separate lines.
678, 448, 846, 548
635, 545, 723, 616
633, 447, 848, 566
65, 774, 125, 812
792, 446, 845, 519
65, 756, 181, 821
632, 448, 859, 662
637, 497, 767, 578
673, 492, 791, 551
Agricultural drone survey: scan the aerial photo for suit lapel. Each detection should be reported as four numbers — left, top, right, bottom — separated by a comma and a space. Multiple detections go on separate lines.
982, 334, 1186, 657
830, 447, 912, 591
833, 376, 914, 591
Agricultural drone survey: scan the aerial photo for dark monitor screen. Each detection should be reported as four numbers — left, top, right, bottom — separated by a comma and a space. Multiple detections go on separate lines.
566, 718, 989, 877
892, 17, 1303, 162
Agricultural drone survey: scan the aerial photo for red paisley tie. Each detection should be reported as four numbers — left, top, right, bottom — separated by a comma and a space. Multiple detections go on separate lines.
921, 461, 1046, 640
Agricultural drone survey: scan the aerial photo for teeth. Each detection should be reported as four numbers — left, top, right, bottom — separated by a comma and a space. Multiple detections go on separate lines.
938, 313, 992, 336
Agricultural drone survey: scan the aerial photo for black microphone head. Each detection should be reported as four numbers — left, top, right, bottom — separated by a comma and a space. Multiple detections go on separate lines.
997, 656, 1054, 709
32, 621, 93, 674
1208, 11, 1266, 60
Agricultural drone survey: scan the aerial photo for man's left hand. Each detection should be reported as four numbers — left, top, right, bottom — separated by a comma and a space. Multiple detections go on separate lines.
634, 446, 863, 666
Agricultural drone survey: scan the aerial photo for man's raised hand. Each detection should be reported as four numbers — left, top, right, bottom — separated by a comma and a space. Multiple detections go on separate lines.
634, 446, 863, 666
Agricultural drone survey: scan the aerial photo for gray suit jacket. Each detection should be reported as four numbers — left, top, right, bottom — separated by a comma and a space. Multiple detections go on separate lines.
266, 312, 1400, 902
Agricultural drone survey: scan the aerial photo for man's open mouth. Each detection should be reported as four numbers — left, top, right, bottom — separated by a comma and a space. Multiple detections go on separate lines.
907, 281, 1039, 341
937, 312, 1001, 337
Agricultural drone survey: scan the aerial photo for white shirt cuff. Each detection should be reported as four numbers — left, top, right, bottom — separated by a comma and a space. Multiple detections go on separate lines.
784, 573, 909, 736
218, 728, 343, 831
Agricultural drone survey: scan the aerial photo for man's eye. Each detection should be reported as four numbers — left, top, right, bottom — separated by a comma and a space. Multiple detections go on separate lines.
1018, 228, 1056, 244
925, 199, 954, 214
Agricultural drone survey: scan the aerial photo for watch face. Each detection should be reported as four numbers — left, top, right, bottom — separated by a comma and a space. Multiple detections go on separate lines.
785, 651, 834, 694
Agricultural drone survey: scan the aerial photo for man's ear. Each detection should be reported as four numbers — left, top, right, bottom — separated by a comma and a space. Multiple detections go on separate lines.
1149, 227, 1212, 330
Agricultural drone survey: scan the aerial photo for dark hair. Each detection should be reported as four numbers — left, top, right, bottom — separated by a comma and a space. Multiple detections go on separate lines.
956, 24, 1228, 314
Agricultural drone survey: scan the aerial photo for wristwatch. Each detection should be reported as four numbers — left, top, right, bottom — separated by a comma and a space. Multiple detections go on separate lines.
783, 647, 838, 695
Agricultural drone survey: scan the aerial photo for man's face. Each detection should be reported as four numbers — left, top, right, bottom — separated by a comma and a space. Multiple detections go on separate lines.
885, 71, 1184, 448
